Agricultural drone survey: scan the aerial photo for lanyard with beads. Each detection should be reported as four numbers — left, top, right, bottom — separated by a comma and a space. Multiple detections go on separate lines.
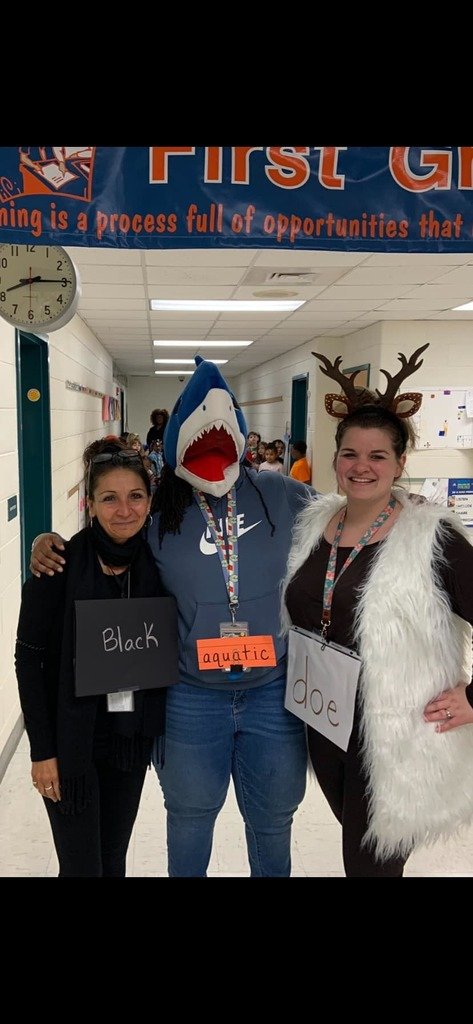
321, 497, 396, 639
194, 487, 240, 621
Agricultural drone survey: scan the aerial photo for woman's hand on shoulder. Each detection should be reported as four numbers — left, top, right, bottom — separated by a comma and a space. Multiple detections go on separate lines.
30, 534, 66, 577
31, 758, 61, 801
423, 684, 473, 732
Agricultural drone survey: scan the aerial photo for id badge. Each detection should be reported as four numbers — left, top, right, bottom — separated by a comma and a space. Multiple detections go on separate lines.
219, 621, 250, 672
107, 690, 135, 712
219, 620, 249, 638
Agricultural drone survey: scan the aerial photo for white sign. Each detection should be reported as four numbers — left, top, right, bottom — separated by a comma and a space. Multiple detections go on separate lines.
285, 627, 361, 751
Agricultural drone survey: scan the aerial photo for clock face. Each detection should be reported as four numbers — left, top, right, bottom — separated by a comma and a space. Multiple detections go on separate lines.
0, 244, 80, 331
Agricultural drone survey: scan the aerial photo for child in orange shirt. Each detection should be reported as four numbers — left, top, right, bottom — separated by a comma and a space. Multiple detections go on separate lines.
289, 441, 311, 484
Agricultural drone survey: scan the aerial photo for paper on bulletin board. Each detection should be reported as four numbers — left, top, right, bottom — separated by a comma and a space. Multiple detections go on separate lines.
419, 478, 448, 505
413, 388, 473, 449
447, 479, 473, 527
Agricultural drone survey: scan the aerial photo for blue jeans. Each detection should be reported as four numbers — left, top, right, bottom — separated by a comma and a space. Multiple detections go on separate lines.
154, 677, 307, 877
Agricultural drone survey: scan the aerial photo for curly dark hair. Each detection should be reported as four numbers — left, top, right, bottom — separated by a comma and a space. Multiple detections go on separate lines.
150, 408, 169, 429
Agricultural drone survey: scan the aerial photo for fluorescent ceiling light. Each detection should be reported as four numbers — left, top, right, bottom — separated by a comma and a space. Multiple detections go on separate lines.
154, 370, 194, 376
150, 299, 305, 312
154, 358, 227, 365
153, 340, 252, 347
452, 301, 473, 311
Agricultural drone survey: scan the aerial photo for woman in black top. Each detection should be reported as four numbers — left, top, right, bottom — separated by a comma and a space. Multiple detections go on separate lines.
146, 408, 169, 449
15, 440, 168, 877
282, 347, 473, 877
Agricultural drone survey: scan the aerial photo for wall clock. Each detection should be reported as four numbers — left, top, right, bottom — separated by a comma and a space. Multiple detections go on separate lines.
0, 243, 81, 331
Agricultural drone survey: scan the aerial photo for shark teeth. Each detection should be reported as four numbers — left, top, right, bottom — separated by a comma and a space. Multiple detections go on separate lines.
182, 422, 232, 457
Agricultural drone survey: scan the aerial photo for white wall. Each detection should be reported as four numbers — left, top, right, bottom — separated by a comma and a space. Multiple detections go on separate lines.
379, 321, 473, 486
231, 341, 320, 480
0, 312, 121, 761
126, 376, 185, 445
232, 320, 473, 495
48, 315, 122, 540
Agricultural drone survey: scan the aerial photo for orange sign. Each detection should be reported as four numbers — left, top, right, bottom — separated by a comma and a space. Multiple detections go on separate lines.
196, 635, 276, 671
27, 388, 41, 402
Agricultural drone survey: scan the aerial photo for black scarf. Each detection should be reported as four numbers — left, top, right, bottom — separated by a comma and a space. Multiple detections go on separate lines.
56, 527, 166, 814
91, 516, 144, 566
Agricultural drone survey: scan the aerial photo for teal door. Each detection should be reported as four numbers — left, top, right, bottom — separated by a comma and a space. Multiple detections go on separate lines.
16, 331, 52, 580
290, 374, 308, 445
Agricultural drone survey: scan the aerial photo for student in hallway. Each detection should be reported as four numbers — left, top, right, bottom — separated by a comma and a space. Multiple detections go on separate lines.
146, 409, 169, 450
273, 439, 286, 466
289, 441, 311, 485
258, 442, 284, 473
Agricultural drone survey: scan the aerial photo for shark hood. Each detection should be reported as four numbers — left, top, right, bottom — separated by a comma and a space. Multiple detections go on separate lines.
163, 357, 248, 497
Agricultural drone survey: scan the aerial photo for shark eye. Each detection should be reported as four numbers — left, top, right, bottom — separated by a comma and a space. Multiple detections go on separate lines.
202, 404, 206, 411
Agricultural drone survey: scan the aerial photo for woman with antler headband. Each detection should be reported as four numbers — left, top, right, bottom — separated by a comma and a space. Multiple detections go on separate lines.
281, 343, 473, 877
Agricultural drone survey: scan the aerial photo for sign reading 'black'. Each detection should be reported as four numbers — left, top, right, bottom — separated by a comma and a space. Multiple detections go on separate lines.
74, 596, 179, 697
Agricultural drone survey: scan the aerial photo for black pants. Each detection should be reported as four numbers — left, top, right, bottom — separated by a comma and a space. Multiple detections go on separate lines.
308, 725, 407, 878
44, 759, 147, 877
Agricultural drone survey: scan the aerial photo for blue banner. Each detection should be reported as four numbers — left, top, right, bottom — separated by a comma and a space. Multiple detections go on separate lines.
1, 146, 473, 251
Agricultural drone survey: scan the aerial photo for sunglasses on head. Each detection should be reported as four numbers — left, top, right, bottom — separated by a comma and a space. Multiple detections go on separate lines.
87, 450, 144, 490
90, 450, 143, 468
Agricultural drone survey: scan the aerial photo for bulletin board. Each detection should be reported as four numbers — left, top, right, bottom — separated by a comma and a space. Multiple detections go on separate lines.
412, 388, 473, 450
419, 477, 473, 527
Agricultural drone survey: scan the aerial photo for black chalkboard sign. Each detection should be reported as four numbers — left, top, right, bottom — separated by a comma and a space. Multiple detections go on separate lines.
74, 596, 179, 696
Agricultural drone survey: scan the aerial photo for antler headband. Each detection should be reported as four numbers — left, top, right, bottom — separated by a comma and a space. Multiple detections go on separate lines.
312, 343, 429, 419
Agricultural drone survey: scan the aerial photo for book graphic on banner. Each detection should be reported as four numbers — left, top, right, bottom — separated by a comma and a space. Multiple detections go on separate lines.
37, 161, 77, 190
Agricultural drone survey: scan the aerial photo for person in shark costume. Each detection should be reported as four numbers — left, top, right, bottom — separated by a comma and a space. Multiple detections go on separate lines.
30, 358, 313, 877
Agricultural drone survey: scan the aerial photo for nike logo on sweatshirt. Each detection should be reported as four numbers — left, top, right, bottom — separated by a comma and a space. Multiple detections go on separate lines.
199, 518, 262, 555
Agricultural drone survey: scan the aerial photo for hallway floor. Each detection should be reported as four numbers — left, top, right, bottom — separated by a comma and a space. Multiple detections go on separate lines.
1, 733, 472, 877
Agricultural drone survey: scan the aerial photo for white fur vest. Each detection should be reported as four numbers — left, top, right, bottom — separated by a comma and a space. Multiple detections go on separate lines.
281, 489, 473, 860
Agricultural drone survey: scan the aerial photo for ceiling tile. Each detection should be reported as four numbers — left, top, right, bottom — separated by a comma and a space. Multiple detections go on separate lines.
69, 244, 473, 376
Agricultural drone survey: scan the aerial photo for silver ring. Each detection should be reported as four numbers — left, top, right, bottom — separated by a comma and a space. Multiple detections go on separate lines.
446, 709, 453, 720
45, 785, 53, 791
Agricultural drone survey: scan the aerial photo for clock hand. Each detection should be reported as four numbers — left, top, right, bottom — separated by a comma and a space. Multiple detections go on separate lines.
35, 278, 72, 284
6, 276, 42, 292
